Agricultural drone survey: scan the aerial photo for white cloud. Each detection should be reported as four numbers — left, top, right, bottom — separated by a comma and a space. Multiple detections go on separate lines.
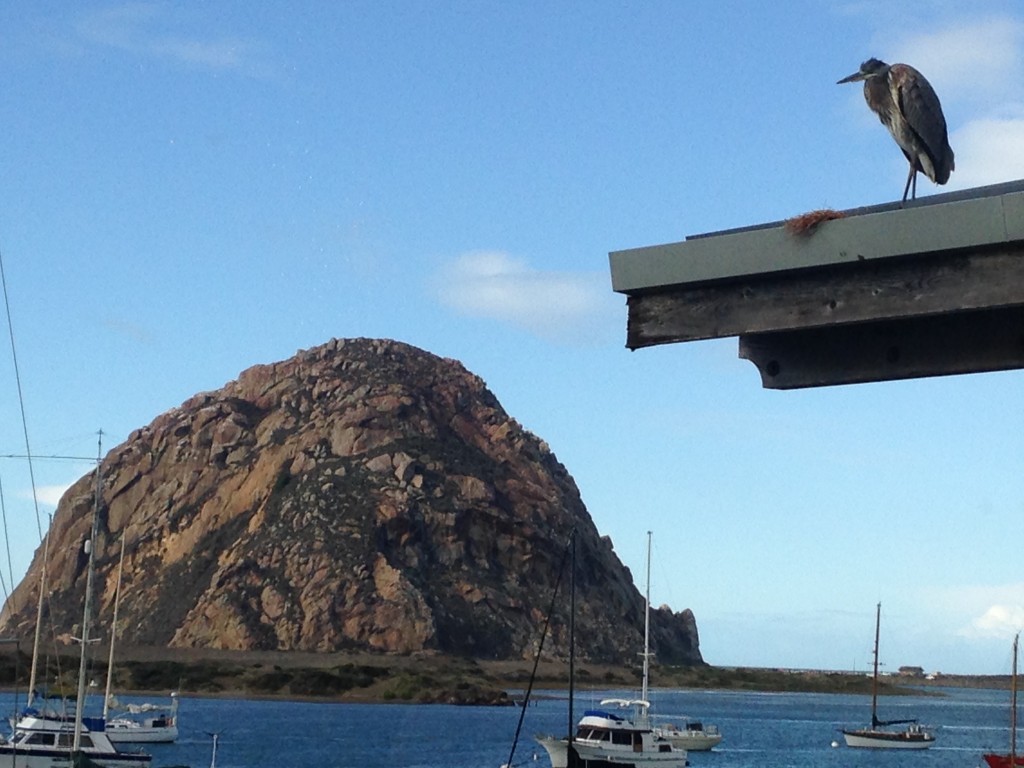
962, 604, 1024, 639
923, 583, 1024, 640
73, 4, 267, 73
894, 18, 1024, 104
435, 251, 623, 344
103, 317, 153, 344
19, 484, 71, 507
946, 111, 1024, 188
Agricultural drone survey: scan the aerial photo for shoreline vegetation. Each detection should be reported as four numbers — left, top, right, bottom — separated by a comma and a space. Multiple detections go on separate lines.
0, 646, 1008, 707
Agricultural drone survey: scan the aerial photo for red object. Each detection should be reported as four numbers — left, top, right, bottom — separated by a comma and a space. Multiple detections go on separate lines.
983, 754, 1024, 768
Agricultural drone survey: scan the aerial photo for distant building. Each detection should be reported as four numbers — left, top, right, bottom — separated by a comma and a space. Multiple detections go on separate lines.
898, 666, 925, 677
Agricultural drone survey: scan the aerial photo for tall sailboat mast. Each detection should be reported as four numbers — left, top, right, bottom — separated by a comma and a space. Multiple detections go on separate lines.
73, 431, 103, 751
1012, 632, 1019, 763
567, 530, 576, 749
870, 602, 881, 728
641, 531, 652, 709
103, 534, 127, 721
26, 531, 49, 707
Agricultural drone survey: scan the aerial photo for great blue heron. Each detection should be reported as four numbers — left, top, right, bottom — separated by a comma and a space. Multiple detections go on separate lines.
838, 58, 954, 202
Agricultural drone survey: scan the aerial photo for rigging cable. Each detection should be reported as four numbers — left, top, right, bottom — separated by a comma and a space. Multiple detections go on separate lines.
1, 238, 52, 707
0, 241, 44, 544
503, 526, 576, 768
0, 475, 10, 603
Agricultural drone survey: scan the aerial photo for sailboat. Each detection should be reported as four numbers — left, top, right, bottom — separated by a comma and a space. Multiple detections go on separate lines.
0, 436, 153, 768
104, 695, 179, 746
646, 532, 721, 752
102, 537, 179, 744
535, 531, 688, 768
841, 602, 934, 749
983, 633, 1022, 768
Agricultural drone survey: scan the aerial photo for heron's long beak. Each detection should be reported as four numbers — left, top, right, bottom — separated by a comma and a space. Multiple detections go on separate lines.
837, 71, 867, 84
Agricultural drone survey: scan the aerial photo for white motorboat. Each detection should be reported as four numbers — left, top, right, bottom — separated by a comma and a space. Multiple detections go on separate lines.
537, 703, 687, 767
841, 602, 934, 749
1, 713, 152, 767
535, 531, 688, 768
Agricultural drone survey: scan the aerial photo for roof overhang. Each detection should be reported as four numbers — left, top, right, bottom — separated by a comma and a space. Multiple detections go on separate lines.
609, 180, 1024, 389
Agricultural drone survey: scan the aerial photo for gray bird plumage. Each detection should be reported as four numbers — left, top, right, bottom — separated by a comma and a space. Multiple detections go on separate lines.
838, 58, 955, 202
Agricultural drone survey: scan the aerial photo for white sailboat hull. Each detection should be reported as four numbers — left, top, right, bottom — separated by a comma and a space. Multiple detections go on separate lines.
842, 728, 935, 749
105, 719, 179, 744
842, 604, 934, 750
655, 727, 722, 752
663, 735, 720, 752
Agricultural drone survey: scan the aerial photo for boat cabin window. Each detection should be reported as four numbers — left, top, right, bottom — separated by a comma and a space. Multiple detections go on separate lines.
611, 731, 632, 746
23, 732, 56, 746
577, 727, 610, 742
56, 734, 94, 748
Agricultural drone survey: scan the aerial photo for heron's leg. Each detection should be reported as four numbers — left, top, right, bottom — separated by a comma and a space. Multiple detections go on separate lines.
901, 165, 915, 203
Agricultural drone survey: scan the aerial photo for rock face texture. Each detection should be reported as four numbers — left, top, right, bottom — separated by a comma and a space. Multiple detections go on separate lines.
0, 338, 703, 665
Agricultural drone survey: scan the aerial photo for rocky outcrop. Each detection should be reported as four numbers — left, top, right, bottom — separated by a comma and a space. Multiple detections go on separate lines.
0, 338, 703, 665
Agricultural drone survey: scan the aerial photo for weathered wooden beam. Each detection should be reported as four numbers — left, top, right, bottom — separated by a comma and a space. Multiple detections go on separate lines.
625, 247, 1024, 349
738, 306, 1024, 390
611, 180, 1024, 387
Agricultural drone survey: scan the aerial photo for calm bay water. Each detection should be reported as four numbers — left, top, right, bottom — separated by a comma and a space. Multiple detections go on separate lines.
0, 686, 1011, 768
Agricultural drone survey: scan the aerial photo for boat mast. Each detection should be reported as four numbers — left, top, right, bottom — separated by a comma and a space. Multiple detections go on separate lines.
103, 534, 126, 721
26, 530, 49, 708
73, 431, 103, 752
1012, 632, 1019, 762
568, 530, 576, 748
870, 602, 881, 729
641, 531, 652, 715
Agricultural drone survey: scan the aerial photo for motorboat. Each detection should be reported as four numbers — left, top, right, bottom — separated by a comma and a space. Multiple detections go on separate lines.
0, 714, 152, 768
535, 532, 688, 768
537, 702, 687, 767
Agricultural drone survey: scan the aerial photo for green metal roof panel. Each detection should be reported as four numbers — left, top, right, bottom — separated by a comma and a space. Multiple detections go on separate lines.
1005, 189, 1024, 241
609, 182, 1024, 294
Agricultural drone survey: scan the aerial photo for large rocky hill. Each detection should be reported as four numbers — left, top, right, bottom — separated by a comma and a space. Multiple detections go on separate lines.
0, 338, 702, 666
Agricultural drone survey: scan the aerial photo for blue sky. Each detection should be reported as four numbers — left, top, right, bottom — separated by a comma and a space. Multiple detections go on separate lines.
2, 1, 1024, 675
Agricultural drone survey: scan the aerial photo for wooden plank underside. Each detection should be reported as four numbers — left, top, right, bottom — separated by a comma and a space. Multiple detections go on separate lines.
625, 248, 1024, 349
738, 306, 1024, 389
